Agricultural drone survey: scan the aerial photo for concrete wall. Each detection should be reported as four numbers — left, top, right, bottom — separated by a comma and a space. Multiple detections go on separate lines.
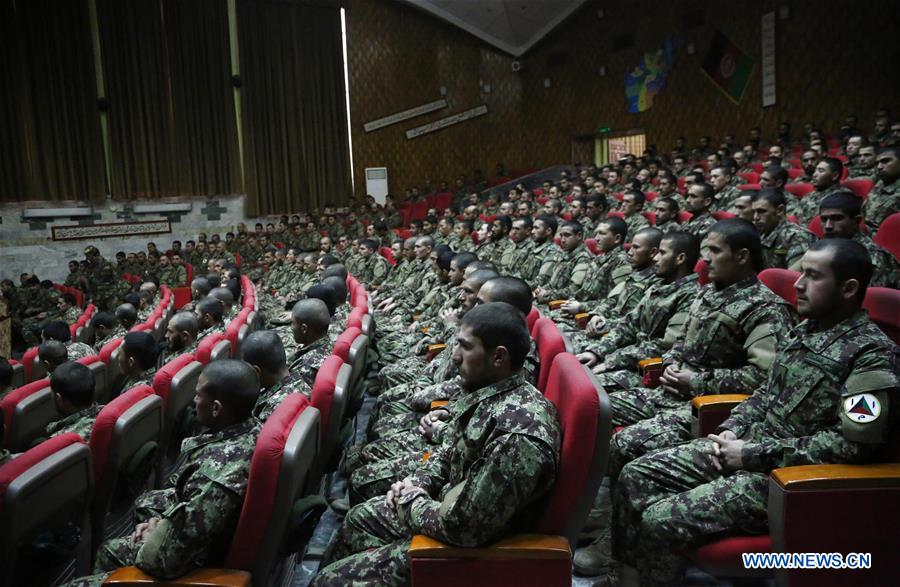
0, 195, 248, 283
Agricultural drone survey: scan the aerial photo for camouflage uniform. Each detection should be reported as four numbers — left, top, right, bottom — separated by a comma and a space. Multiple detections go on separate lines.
287, 331, 334, 387
712, 185, 742, 212
794, 183, 841, 225
66, 418, 260, 585
497, 239, 534, 279
623, 213, 650, 239
846, 164, 876, 180
611, 312, 900, 586
654, 219, 681, 234
313, 372, 560, 587
94, 325, 126, 352
163, 338, 199, 363
45, 405, 102, 442
529, 240, 565, 288
572, 246, 631, 303
538, 244, 593, 302
86, 255, 130, 312
852, 233, 900, 288
253, 375, 312, 422
356, 254, 392, 288
862, 177, 900, 235
680, 212, 717, 243
66, 341, 97, 361
117, 367, 158, 398
760, 220, 818, 270
157, 265, 187, 287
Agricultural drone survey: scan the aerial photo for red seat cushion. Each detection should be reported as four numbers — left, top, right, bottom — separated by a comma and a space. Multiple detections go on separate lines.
759, 268, 800, 306
873, 212, 900, 262
196, 333, 227, 364
0, 378, 50, 448
526, 306, 540, 334
99, 337, 125, 365
332, 327, 361, 362
532, 318, 566, 393
152, 354, 197, 408
310, 355, 343, 444
346, 307, 365, 331
863, 287, 900, 346
0, 433, 85, 508
225, 393, 310, 570
89, 385, 154, 485
695, 259, 710, 286
686, 535, 771, 570
21, 346, 39, 382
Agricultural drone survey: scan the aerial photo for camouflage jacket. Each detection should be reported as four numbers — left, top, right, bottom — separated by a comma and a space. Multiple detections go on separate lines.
253, 375, 312, 422
623, 213, 650, 239
847, 164, 876, 180
722, 312, 900, 472
583, 265, 656, 318
713, 185, 743, 212
583, 273, 700, 368
853, 233, 900, 289
288, 331, 334, 387
573, 245, 631, 302
760, 220, 818, 271
66, 341, 98, 361
529, 240, 564, 287
45, 404, 102, 442
498, 239, 535, 279
158, 266, 187, 287
795, 183, 842, 225
356, 254, 392, 288
680, 212, 717, 243
655, 219, 681, 234
863, 178, 900, 235
381, 259, 413, 290
134, 418, 260, 579
664, 276, 796, 396
399, 372, 561, 547
540, 244, 593, 301
412, 282, 452, 322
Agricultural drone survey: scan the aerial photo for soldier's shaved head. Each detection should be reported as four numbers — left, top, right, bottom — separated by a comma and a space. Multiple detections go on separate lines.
115, 303, 138, 329
241, 330, 287, 375
39, 341, 69, 372
196, 360, 260, 424
168, 311, 199, 337
209, 287, 234, 311
478, 277, 533, 315
291, 298, 331, 336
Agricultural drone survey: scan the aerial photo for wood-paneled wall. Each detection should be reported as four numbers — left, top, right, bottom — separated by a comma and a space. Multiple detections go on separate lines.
346, 0, 900, 199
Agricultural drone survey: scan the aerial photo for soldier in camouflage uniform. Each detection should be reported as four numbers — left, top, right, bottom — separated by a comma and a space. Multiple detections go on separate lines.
40, 320, 96, 361
653, 197, 682, 233
43, 362, 101, 442
312, 303, 560, 587
862, 145, 900, 235
752, 188, 817, 270
377, 238, 417, 292
64, 260, 88, 291
355, 239, 392, 288
847, 143, 877, 180
571, 218, 633, 304
580, 193, 610, 236
604, 239, 899, 586
242, 330, 312, 422
163, 312, 200, 361
284, 298, 334, 386
474, 216, 514, 266
709, 166, 743, 212
620, 191, 650, 238
65, 361, 261, 586
84, 246, 129, 312
527, 216, 564, 288
794, 157, 844, 225
156, 255, 187, 286
680, 183, 718, 245
533, 221, 593, 304
820, 191, 900, 288
497, 217, 535, 278
114, 332, 160, 397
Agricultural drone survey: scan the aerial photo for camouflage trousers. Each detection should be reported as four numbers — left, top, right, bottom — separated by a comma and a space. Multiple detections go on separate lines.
594, 369, 643, 393
376, 329, 426, 364
346, 429, 429, 503
312, 497, 414, 586
366, 379, 448, 441
608, 405, 693, 482
379, 358, 427, 389
612, 439, 768, 586
609, 386, 686, 427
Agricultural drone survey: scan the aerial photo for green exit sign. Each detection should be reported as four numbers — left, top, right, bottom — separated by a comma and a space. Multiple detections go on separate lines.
598, 126, 612, 134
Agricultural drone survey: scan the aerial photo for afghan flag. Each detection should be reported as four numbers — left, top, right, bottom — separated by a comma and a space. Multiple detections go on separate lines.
702, 31, 753, 104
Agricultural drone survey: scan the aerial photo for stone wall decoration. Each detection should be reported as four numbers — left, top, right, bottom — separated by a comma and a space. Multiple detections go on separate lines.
51, 220, 172, 241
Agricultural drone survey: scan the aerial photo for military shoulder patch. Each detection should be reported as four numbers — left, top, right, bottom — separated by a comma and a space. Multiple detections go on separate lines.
843, 393, 882, 423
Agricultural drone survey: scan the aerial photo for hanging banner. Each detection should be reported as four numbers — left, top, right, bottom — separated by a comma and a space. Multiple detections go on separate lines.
761, 12, 777, 107
702, 31, 754, 104
363, 99, 448, 132
405, 105, 488, 139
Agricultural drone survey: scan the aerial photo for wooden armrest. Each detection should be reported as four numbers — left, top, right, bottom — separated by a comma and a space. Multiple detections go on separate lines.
574, 312, 590, 329
547, 300, 567, 310
427, 344, 446, 352
772, 463, 900, 490
409, 534, 570, 560
419, 327, 430, 334
691, 394, 751, 410
413, 313, 423, 321
637, 357, 663, 372
103, 567, 251, 586
430, 400, 449, 409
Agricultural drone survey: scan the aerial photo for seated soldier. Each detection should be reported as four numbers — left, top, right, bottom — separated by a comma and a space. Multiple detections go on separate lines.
91, 311, 125, 351
533, 220, 593, 304
752, 188, 817, 270
680, 182, 717, 243
862, 145, 900, 235
116, 332, 161, 396
820, 190, 900, 288
208, 287, 236, 322
163, 312, 200, 360
185, 277, 212, 312
115, 303, 138, 333
795, 156, 844, 224
194, 298, 226, 338
64, 360, 261, 585
653, 197, 681, 233
57, 293, 82, 324
603, 239, 900, 586
44, 361, 100, 442
287, 298, 334, 386
42, 320, 96, 361
620, 190, 650, 237
38, 340, 69, 375
242, 330, 311, 422
312, 302, 561, 586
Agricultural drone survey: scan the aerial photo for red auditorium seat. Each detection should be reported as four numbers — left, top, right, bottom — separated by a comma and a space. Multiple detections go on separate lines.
785, 183, 814, 198
332, 327, 361, 363
711, 211, 736, 221
379, 246, 396, 265
873, 212, 900, 262
607, 210, 624, 219
88, 385, 163, 552
738, 172, 759, 184
76, 354, 109, 404
0, 378, 54, 451
196, 333, 230, 364
526, 306, 541, 334
642, 211, 657, 225
346, 306, 366, 331
678, 211, 693, 223
584, 238, 599, 255
104, 394, 320, 586
738, 183, 760, 191
863, 287, 900, 345
749, 162, 764, 173
21, 346, 40, 383
0, 433, 93, 586
531, 318, 569, 393
151, 354, 202, 482
309, 355, 352, 485
758, 268, 800, 307
408, 352, 612, 587
644, 191, 658, 202
787, 168, 805, 180
841, 178, 874, 199
7, 360, 24, 391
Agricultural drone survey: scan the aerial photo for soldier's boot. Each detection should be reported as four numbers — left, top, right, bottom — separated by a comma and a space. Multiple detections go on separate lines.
578, 477, 611, 543
573, 527, 614, 577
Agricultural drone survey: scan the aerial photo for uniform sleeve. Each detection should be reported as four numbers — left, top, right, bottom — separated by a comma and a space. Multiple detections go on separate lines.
399, 434, 556, 547
741, 355, 899, 472
691, 303, 793, 396
135, 479, 243, 579
553, 257, 593, 300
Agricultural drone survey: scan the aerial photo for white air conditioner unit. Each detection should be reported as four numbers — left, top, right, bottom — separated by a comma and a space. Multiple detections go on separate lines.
365, 167, 389, 205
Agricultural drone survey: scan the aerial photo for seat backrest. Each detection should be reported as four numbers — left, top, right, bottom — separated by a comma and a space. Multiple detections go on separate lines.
0, 379, 54, 452
347, 334, 370, 393
346, 307, 366, 331
152, 354, 200, 415
211, 338, 232, 362
531, 318, 567, 393
694, 259, 710, 286
225, 316, 246, 358
332, 327, 361, 362
21, 347, 39, 383
89, 385, 162, 534
526, 306, 541, 334
226, 396, 319, 580
807, 215, 825, 238
872, 212, 900, 261
785, 182, 814, 198
841, 178, 874, 199
196, 333, 227, 364
535, 353, 611, 547
0, 433, 92, 586
309, 356, 352, 466
758, 268, 800, 307
7, 361, 24, 391
863, 287, 900, 346
360, 313, 373, 338
711, 211, 736, 221
76, 355, 110, 405
584, 238, 599, 255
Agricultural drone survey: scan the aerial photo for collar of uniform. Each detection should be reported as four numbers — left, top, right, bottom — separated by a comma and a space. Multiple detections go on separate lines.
453, 371, 526, 415
182, 417, 259, 454
295, 333, 328, 358
790, 310, 871, 352
703, 275, 760, 309
51, 404, 101, 430
568, 243, 588, 259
